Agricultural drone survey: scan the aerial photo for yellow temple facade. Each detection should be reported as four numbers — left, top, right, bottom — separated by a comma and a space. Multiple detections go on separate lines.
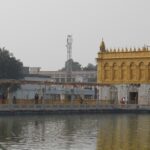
97, 40, 150, 84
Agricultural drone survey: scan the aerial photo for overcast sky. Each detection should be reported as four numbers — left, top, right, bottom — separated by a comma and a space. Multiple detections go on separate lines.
0, 0, 150, 70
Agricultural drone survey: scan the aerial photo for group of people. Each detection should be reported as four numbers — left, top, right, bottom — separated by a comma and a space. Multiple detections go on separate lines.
34, 93, 43, 104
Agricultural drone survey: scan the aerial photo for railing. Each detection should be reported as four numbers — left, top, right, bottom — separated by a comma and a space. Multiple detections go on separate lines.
0, 99, 114, 105
0, 104, 150, 112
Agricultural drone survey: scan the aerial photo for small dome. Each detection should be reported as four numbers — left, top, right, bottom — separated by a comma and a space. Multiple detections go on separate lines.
100, 39, 106, 52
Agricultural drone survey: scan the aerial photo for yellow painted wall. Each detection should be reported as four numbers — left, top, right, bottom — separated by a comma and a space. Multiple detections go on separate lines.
97, 45, 150, 84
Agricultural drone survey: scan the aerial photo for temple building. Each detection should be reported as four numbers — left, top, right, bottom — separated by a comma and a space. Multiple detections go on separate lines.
97, 39, 150, 104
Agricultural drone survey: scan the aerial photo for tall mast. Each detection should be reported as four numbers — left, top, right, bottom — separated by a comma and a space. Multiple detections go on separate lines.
66, 35, 73, 82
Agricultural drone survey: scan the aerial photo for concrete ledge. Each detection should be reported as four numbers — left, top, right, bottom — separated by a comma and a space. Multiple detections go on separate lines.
0, 104, 150, 115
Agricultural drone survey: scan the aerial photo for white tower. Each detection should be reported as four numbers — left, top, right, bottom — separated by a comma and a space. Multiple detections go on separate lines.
66, 35, 73, 82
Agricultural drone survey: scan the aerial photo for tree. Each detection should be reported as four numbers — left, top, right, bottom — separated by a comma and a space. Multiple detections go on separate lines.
0, 48, 23, 79
61, 59, 82, 71
82, 63, 97, 71
0, 47, 24, 94
71, 60, 82, 71
61, 60, 97, 71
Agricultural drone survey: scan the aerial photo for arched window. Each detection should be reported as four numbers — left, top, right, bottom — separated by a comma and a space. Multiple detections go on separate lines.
139, 62, 145, 80
112, 63, 118, 80
104, 63, 110, 80
130, 62, 136, 80
121, 63, 126, 80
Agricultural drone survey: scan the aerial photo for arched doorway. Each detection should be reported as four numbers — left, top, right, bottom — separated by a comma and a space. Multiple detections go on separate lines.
128, 84, 139, 104
110, 86, 118, 104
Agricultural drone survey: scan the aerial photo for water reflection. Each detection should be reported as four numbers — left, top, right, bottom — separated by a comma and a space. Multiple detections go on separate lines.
0, 117, 22, 142
0, 114, 149, 150
96, 115, 150, 150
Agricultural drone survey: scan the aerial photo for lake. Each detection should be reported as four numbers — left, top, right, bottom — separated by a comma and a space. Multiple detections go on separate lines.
0, 114, 150, 150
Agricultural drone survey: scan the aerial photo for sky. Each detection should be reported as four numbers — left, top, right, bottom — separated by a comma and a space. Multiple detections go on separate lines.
0, 0, 150, 70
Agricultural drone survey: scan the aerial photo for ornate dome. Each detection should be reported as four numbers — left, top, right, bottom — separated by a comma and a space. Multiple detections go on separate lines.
100, 39, 106, 52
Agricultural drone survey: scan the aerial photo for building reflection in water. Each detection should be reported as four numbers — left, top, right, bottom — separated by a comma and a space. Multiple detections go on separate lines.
0, 114, 150, 150
96, 115, 150, 150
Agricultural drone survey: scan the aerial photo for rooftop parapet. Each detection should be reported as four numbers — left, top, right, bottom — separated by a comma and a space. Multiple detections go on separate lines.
98, 39, 149, 53
99, 47, 149, 53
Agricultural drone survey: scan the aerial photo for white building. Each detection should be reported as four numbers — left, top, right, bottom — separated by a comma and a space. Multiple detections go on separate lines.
29, 67, 97, 83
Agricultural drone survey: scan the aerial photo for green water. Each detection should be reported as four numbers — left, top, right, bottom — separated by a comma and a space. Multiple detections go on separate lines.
0, 114, 150, 150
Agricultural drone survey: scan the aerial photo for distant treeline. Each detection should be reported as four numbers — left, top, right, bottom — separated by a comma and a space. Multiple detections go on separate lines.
60, 59, 97, 71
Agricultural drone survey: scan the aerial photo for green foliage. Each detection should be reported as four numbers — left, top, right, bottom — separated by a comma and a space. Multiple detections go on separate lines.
71, 60, 82, 71
0, 47, 24, 93
82, 63, 97, 71
61, 59, 97, 71
0, 83, 20, 94
0, 48, 23, 79
61, 59, 82, 71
